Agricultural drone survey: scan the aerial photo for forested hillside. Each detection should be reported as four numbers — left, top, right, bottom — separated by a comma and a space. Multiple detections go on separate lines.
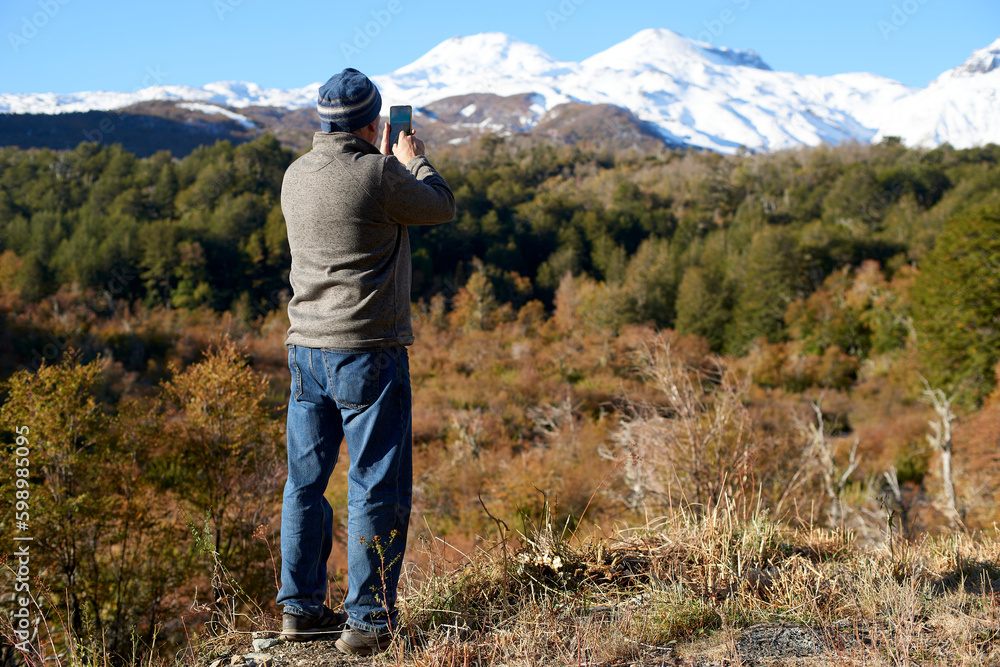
1, 134, 1000, 665
2, 134, 999, 400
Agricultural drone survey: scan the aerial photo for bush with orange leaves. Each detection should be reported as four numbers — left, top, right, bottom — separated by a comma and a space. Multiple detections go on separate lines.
150, 338, 284, 609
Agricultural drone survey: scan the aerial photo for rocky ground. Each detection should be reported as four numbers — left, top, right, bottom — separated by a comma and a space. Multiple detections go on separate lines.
200, 621, 912, 667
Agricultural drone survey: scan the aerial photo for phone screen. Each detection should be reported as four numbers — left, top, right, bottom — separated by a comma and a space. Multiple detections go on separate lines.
389, 105, 412, 145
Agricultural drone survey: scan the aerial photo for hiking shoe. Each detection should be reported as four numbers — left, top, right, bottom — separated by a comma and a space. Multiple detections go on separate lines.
335, 624, 394, 655
280, 606, 347, 642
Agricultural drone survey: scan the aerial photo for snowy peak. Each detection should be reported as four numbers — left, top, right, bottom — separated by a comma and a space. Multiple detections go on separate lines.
948, 36, 1000, 77
695, 41, 772, 71
394, 32, 567, 77
583, 29, 702, 71
372, 32, 577, 110
583, 28, 770, 72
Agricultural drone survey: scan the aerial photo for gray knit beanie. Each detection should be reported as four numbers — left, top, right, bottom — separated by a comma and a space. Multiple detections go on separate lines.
317, 68, 382, 133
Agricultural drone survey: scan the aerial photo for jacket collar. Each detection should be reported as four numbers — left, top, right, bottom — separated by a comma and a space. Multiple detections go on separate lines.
311, 131, 380, 155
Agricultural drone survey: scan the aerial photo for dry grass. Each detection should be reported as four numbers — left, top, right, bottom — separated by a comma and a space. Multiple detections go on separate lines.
7, 444, 998, 667
384, 502, 1000, 667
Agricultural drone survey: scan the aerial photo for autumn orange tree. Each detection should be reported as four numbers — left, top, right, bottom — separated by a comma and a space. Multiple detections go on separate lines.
151, 338, 284, 607
0, 353, 177, 661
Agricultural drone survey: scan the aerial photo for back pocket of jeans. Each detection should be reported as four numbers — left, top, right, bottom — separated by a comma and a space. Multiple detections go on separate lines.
326, 349, 387, 411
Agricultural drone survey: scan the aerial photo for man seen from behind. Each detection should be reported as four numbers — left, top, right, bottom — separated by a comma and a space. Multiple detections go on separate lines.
277, 67, 456, 655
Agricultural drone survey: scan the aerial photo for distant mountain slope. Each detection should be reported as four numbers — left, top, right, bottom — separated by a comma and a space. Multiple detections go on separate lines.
0, 81, 318, 115
1, 30, 998, 155
0, 102, 259, 158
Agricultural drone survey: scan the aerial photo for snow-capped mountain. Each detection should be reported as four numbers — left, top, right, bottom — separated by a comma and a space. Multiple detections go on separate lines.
376, 30, 916, 152
2, 30, 998, 154
873, 37, 1000, 148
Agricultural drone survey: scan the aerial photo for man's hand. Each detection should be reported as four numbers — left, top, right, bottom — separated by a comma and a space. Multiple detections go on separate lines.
379, 122, 425, 163
379, 121, 392, 156
392, 130, 425, 163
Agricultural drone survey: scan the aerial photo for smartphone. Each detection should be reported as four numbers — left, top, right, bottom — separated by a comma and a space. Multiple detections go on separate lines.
389, 105, 412, 146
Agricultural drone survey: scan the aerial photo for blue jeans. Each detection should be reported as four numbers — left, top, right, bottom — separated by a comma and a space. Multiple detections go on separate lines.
277, 344, 412, 632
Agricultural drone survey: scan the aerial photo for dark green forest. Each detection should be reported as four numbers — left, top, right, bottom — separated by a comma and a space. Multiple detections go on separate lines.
2, 134, 999, 401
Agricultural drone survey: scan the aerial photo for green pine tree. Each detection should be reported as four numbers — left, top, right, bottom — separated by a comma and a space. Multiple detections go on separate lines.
726, 226, 800, 355
912, 199, 1000, 406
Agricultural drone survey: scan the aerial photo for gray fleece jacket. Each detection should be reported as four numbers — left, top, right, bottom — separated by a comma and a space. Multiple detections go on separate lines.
282, 132, 456, 349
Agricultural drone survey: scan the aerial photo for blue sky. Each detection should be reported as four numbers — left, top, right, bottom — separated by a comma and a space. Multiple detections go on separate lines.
1, 0, 997, 94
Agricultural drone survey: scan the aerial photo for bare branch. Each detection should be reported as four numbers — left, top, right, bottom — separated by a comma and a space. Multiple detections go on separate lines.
919, 377, 962, 530
837, 437, 861, 494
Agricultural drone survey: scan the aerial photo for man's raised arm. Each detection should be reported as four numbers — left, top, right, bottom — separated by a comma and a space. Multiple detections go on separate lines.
380, 125, 456, 225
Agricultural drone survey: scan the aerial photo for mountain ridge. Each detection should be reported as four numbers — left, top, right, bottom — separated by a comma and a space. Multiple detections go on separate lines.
1, 29, 997, 154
